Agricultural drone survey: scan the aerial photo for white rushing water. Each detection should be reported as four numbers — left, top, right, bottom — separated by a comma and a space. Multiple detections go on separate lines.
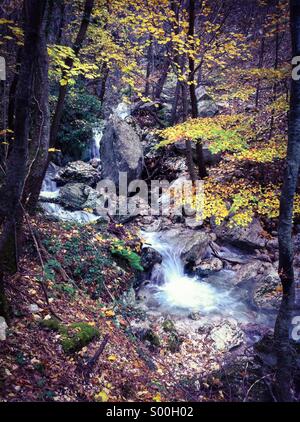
40, 163, 100, 224
141, 231, 237, 316
90, 126, 103, 160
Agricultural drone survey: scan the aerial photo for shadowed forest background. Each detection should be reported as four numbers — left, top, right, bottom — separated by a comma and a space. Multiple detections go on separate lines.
0, 0, 300, 403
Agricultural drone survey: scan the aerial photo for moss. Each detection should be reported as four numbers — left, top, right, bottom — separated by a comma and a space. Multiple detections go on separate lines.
162, 319, 175, 333
40, 318, 99, 353
40, 318, 61, 331
143, 329, 161, 347
60, 322, 99, 353
167, 333, 183, 353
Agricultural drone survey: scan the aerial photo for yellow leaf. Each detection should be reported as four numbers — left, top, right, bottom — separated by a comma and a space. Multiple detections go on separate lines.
107, 355, 117, 362
153, 393, 161, 402
94, 390, 108, 402
105, 310, 115, 317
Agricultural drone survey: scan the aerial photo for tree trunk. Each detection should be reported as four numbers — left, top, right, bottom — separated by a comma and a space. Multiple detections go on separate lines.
188, 0, 207, 179
0, 0, 47, 315
274, 0, 300, 402
182, 82, 196, 181
27, 0, 94, 213
154, 58, 170, 101
49, 0, 94, 149
23, 8, 50, 214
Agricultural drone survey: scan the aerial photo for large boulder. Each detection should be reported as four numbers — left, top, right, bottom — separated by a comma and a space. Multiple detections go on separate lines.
58, 183, 88, 210
141, 247, 163, 271
196, 86, 219, 118
213, 218, 267, 250
100, 113, 144, 185
232, 260, 281, 311
55, 161, 101, 186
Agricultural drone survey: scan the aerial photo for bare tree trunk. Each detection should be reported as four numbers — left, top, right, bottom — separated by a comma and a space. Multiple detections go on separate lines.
50, 0, 94, 149
255, 33, 265, 108
182, 82, 196, 181
23, 10, 50, 214
154, 58, 170, 101
188, 0, 207, 179
274, 0, 300, 402
0, 0, 47, 314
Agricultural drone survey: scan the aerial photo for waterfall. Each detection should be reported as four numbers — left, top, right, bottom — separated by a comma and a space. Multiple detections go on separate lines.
40, 162, 100, 224
141, 231, 234, 314
91, 126, 103, 159
41, 162, 60, 199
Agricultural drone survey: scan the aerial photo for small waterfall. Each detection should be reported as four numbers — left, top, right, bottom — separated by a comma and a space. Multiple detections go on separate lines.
41, 162, 60, 199
91, 126, 103, 160
141, 231, 234, 315
40, 162, 100, 224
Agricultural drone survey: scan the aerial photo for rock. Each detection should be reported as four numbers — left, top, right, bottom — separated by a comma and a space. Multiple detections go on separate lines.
58, 183, 88, 210
162, 319, 176, 333
253, 270, 281, 310
120, 288, 136, 307
161, 228, 211, 265
55, 161, 101, 186
233, 260, 281, 310
188, 312, 202, 321
185, 216, 203, 229
213, 218, 266, 250
89, 158, 101, 168
194, 257, 223, 277
141, 247, 163, 271
114, 102, 131, 120
28, 304, 41, 313
210, 320, 244, 352
143, 329, 161, 347
0, 317, 8, 341
196, 86, 219, 118
100, 113, 144, 186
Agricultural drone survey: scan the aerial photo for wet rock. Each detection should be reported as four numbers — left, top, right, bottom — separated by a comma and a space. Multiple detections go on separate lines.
161, 228, 212, 266
55, 161, 100, 186
141, 247, 162, 271
58, 183, 88, 210
213, 218, 266, 250
210, 320, 244, 352
189, 312, 202, 321
185, 217, 203, 230
100, 113, 144, 186
233, 260, 281, 310
194, 257, 223, 277
0, 317, 8, 341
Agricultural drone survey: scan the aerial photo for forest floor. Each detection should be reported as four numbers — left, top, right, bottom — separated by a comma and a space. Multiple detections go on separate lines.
0, 217, 275, 402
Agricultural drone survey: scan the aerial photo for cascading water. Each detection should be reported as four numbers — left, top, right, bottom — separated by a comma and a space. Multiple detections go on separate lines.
40, 162, 60, 199
40, 163, 100, 224
90, 125, 103, 160
140, 231, 273, 325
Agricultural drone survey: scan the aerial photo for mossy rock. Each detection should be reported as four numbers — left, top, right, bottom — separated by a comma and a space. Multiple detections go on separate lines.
167, 332, 183, 353
40, 318, 99, 353
143, 329, 161, 347
162, 319, 175, 333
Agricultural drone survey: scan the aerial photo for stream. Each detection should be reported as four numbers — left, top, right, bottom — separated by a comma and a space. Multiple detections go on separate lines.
139, 231, 276, 329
